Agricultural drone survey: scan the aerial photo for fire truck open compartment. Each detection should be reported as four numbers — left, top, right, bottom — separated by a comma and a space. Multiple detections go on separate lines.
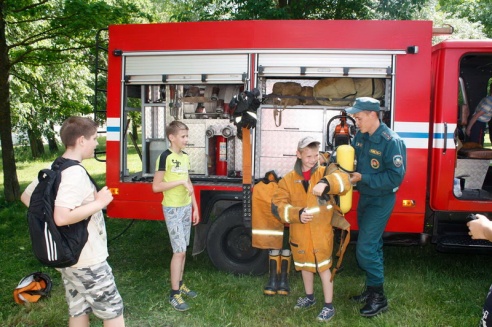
118, 50, 396, 184
121, 82, 245, 182
120, 51, 251, 183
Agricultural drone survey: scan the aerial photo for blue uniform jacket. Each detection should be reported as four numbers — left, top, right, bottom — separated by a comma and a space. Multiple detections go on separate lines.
352, 121, 406, 196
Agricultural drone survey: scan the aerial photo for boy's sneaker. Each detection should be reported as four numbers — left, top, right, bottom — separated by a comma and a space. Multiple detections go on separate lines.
180, 283, 197, 298
317, 306, 335, 322
169, 293, 190, 311
294, 296, 316, 309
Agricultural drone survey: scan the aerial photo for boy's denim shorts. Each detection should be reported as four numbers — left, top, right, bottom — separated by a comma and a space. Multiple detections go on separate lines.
58, 261, 124, 320
163, 204, 192, 253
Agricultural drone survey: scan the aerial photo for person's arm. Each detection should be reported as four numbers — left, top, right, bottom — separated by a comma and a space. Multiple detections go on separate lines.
152, 170, 187, 193
271, 178, 305, 224
54, 186, 113, 226
20, 179, 38, 207
466, 110, 486, 136
350, 172, 362, 184
189, 178, 199, 225
20, 190, 31, 207
468, 214, 492, 241
312, 168, 351, 197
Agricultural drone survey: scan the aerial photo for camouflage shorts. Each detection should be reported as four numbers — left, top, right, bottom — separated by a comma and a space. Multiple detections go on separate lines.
163, 204, 192, 253
58, 261, 124, 320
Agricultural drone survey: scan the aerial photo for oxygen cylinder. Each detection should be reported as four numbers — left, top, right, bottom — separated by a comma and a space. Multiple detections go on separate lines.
215, 135, 227, 176
336, 144, 355, 214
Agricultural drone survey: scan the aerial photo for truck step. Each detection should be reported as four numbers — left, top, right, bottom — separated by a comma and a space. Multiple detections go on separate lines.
437, 235, 492, 253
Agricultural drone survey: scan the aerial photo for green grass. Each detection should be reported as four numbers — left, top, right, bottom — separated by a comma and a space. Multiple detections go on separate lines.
1, 146, 491, 326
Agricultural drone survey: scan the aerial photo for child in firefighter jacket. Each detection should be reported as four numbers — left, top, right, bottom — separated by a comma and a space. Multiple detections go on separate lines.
271, 136, 351, 322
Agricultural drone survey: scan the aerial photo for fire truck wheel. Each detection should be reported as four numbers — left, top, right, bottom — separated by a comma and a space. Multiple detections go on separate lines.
206, 205, 268, 275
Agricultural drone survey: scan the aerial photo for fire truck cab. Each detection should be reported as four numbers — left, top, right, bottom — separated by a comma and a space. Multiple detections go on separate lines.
99, 20, 492, 275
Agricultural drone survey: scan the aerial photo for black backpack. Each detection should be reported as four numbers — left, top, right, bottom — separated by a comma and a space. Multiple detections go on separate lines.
27, 157, 98, 268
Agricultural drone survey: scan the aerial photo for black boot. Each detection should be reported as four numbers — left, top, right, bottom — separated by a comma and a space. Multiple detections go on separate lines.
264, 252, 280, 296
349, 287, 370, 303
360, 285, 388, 317
277, 250, 291, 296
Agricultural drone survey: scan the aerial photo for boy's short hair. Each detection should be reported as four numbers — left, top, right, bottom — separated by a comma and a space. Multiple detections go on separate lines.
165, 120, 189, 141
59, 116, 98, 147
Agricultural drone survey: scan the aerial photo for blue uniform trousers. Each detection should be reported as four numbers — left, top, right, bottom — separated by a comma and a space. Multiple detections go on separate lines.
356, 193, 396, 286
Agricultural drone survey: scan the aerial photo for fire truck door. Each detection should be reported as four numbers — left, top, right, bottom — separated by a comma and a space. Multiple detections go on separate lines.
429, 49, 492, 212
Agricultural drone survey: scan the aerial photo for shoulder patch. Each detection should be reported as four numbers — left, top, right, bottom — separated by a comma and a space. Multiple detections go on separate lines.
381, 131, 392, 141
393, 155, 403, 168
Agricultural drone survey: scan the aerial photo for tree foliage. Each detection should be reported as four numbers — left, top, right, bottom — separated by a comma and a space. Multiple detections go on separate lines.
0, 0, 151, 202
413, 0, 487, 42
169, 0, 375, 21
166, 0, 430, 22
438, 0, 492, 38
371, 0, 427, 20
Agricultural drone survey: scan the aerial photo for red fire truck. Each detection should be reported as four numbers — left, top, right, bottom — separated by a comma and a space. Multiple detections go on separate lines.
96, 20, 492, 275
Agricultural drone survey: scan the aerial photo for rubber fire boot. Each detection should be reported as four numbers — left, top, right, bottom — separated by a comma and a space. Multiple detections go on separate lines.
264, 250, 280, 296
360, 285, 388, 317
277, 249, 291, 296
349, 287, 371, 303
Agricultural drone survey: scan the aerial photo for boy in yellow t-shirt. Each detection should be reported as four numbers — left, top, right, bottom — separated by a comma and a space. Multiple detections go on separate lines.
152, 120, 199, 311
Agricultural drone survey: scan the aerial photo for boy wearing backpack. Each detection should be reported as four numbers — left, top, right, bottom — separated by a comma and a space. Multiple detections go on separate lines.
271, 136, 351, 322
21, 116, 125, 327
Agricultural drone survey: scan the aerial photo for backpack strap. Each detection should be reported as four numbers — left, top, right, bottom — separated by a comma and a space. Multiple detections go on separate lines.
50, 157, 100, 223
328, 196, 351, 282
52, 157, 100, 191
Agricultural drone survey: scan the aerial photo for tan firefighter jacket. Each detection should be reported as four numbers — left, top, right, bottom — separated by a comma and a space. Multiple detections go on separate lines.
252, 171, 284, 249
272, 161, 351, 274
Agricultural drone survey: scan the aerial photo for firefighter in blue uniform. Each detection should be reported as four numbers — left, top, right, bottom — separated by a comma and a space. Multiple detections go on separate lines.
346, 97, 406, 317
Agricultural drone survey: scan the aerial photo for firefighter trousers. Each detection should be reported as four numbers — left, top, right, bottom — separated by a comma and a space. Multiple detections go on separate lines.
355, 193, 396, 286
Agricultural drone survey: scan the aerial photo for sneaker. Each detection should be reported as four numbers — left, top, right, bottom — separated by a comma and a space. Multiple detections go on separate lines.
180, 283, 197, 298
169, 293, 190, 311
317, 306, 335, 322
294, 296, 316, 309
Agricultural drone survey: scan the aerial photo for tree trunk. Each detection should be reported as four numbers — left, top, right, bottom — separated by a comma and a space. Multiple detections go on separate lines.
132, 120, 138, 138
48, 136, 58, 153
0, 6, 20, 202
48, 122, 58, 153
278, 0, 288, 8
27, 128, 45, 158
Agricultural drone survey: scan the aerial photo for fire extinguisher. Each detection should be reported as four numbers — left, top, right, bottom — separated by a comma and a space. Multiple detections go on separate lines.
215, 135, 227, 176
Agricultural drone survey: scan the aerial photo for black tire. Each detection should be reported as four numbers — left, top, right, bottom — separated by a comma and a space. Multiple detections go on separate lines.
206, 205, 268, 275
